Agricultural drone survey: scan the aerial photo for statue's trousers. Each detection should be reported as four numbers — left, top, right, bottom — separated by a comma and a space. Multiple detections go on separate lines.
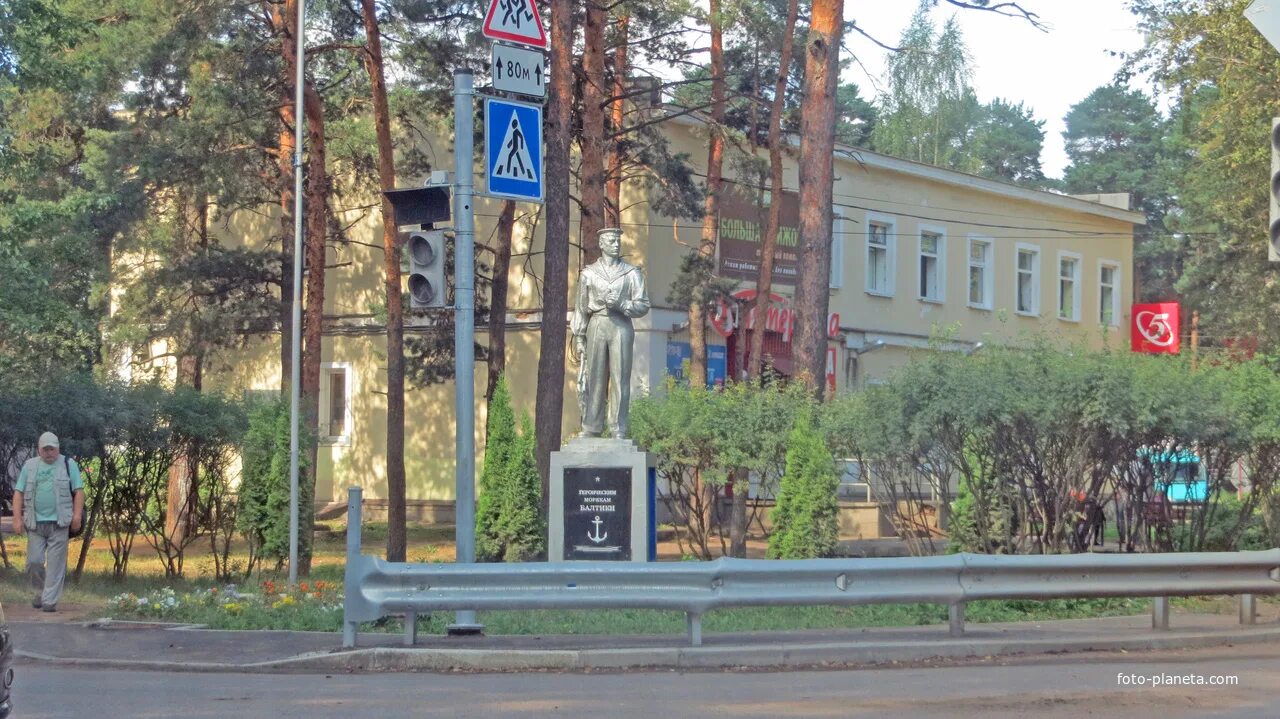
582, 311, 634, 436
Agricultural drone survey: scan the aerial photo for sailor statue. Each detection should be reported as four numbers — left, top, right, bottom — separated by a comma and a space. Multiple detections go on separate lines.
571, 227, 651, 439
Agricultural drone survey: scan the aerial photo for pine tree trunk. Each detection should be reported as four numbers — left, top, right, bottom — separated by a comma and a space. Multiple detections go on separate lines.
605, 16, 629, 227
487, 201, 516, 407
298, 80, 330, 577
791, 0, 842, 398
276, 75, 296, 396
536, 0, 578, 503
579, 0, 607, 258
167, 196, 210, 545
690, 0, 726, 389
748, 0, 798, 381
359, 0, 407, 562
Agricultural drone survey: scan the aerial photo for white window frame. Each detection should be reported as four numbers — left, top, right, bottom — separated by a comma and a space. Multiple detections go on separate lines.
1098, 259, 1122, 328
917, 224, 946, 304
1057, 250, 1083, 322
1014, 243, 1041, 317
966, 234, 994, 310
864, 212, 896, 297
319, 362, 354, 446
830, 211, 846, 289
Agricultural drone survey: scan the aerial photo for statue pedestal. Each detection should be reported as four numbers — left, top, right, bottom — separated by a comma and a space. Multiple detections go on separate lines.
549, 437, 656, 562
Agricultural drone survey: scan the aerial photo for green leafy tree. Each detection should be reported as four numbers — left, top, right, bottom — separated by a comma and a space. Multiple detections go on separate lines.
1061, 83, 1180, 300
767, 411, 839, 559
835, 82, 878, 147
963, 97, 1046, 186
1124, 0, 1280, 347
871, 5, 973, 167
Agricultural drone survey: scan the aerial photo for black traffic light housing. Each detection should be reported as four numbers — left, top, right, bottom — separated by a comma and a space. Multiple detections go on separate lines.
382, 183, 451, 309
382, 186, 451, 227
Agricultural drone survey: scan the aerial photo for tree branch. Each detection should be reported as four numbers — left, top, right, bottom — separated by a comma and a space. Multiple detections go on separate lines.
940, 1, 1047, 31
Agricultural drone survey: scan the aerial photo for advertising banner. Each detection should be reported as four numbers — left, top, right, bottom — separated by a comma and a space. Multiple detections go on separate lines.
1131, 302, 1180, 354
716, 184, 800, 284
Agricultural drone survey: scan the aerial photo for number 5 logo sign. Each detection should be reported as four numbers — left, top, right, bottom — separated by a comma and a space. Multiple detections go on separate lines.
1131, 302, 1181, 354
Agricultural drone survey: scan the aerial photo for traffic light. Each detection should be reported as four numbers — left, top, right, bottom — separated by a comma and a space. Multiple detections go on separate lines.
407, 230, 447, 308
1271, 118, 1280, 261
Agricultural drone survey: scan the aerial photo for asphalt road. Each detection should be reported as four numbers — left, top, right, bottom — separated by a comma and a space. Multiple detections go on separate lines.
12, 643, 1280, 718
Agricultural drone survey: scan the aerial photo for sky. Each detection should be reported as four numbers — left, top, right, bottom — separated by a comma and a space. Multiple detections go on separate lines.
844, 1, 1149, 179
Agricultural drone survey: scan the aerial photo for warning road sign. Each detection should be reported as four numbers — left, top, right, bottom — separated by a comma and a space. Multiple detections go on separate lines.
485, 97, 543, 202
482, 0, 547, 49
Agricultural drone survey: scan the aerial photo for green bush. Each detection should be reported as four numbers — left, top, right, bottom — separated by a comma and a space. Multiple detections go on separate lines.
1177, 493, 1274, 552
475, 377, 544, 562
768, 412, 840, 559
633, 378, 812, 559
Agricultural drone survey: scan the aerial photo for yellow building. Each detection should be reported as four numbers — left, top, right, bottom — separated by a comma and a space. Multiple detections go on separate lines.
210, 116, 1142, 521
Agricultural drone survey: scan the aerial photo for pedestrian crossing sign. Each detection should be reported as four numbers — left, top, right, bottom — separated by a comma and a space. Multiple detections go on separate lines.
484, 97, 543, 203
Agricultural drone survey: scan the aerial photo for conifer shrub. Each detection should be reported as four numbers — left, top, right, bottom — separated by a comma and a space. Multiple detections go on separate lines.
476, 377, 544, 561
768, 412, 840, 559
237, 399, 311, 572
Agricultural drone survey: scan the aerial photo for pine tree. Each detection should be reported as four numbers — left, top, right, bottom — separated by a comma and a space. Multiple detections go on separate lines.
768, 412, 839, 559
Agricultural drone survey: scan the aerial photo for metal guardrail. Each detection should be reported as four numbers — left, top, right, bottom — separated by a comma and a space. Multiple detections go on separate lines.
341, 488, 1280, 647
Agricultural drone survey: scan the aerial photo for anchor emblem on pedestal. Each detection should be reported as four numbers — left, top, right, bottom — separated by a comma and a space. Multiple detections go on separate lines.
587, 515, 608, 543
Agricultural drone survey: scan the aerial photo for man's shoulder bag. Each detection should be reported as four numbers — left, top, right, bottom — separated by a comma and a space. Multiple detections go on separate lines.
63, 455, 84, 539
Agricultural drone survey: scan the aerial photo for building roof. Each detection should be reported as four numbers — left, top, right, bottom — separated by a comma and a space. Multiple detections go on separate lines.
832, 144, 1147, 226
665, 110, 1147, 226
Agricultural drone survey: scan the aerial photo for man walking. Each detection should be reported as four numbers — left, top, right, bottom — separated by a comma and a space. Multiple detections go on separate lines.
13, 433, 84, 613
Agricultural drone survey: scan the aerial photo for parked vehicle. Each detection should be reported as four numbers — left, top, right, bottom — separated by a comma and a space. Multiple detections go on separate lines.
0, 600, 11, 717
1142, 449, 1209, 505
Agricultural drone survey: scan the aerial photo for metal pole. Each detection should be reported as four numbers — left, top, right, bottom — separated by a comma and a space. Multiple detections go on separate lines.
448, 68, 482, 635
342, 487, 362, 648
288, 0, 306, 586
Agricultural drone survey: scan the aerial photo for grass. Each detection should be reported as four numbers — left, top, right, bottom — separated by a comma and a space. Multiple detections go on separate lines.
0, 523, 1266, 635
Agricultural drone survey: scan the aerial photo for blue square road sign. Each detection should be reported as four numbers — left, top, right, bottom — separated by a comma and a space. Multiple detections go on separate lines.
485, 97, 543, 203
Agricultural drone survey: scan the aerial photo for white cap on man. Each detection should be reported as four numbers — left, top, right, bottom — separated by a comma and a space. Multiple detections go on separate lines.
38, 432, 59, 450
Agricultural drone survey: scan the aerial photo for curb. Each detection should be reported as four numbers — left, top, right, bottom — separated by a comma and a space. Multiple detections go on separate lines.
16, 624, 1280, 674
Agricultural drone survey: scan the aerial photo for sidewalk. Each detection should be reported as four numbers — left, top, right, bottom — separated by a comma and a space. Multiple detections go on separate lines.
9, 608, 1280, 674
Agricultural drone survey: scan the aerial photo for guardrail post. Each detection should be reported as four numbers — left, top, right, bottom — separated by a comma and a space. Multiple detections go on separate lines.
342, 487, 363, 649
1238, 594, 1257, 625
405, 612, 418, 645
687, 613, 703, 647
949, 602, 966, 636
1151, 596, 1170, 631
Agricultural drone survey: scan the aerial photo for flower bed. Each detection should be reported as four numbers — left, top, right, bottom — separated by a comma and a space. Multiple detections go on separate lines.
107, 580, 344, 631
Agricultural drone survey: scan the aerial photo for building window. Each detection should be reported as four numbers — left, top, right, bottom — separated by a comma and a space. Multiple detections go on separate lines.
866, 218, 894, 296
1016, 244, 1040, 316
967, 236, 992, 309
1099, 261, 1121, 327
320, 363, 352, 444
1058, 252, 1081, 322
830, 212, 846, 289
918, 229, 944, 302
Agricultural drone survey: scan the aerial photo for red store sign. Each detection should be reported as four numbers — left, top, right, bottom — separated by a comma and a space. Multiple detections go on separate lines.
1131, 302, 1180, 354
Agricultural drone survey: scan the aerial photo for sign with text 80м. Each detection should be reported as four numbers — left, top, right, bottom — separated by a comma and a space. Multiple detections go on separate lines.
491, 43, 547, 98
484, 97, 543, 203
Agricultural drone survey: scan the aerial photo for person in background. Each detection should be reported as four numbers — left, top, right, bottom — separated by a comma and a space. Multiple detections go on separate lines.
13, 432, 84, 613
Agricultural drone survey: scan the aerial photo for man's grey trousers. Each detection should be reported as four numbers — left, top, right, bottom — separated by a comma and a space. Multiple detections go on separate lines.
27, 521, 69, 607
